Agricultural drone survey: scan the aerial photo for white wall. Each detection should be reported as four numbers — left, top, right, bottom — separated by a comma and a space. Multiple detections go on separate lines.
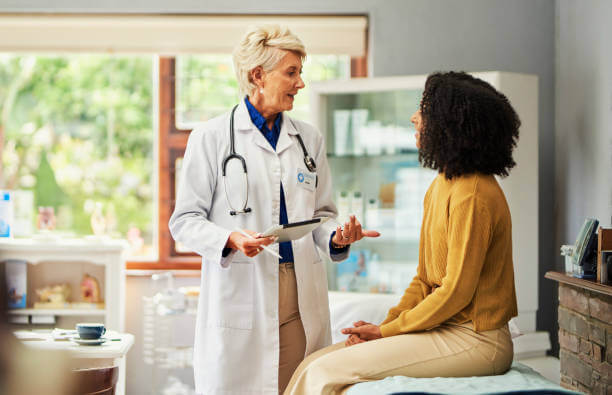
555, 0, 612, 248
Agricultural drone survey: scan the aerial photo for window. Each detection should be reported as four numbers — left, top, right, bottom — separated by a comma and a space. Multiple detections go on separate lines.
0, 54, 156, 259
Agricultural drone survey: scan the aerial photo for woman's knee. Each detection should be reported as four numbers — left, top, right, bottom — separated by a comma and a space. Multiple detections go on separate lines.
304, 349, 340, 375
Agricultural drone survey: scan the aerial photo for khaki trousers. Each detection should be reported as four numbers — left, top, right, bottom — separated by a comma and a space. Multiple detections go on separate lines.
278, 262, 307, 394
284, 322, 513, 395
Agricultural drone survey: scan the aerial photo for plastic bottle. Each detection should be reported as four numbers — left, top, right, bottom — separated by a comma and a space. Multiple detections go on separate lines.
90, 202, 106, 236
333, 110, 351, 156
0, 191, 14, 238
350, 191, 364, 222
337, 191, 350, 224
365, 198, 379, 229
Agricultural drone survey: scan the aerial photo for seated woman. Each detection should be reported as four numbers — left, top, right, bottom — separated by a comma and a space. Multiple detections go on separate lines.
284, 71, 521, 395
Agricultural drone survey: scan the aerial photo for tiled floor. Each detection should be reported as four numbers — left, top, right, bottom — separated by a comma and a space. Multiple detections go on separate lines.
518, 356, 560, 384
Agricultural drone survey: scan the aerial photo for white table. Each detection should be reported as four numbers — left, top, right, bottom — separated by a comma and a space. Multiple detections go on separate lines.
14, 330, 134, 395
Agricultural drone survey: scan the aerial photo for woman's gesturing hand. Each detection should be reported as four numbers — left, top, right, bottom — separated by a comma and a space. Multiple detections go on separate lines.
332, 215, 380, 247
341, 322, 382, 346
226, 230, 276, 257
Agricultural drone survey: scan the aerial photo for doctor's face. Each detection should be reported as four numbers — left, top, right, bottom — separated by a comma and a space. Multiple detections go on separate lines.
259, 50, 305, 114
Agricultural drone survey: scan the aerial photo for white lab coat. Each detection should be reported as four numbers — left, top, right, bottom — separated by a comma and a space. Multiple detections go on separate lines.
169, 100, 348, 395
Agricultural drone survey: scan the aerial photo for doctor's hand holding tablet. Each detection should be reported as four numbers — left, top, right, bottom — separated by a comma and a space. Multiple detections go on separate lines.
225, 228, 277, 258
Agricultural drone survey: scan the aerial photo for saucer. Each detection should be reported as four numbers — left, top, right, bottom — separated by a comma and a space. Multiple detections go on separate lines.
71, 337, 107, 346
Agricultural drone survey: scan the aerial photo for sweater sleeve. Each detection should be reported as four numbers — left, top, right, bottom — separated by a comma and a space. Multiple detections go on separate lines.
380, 262, 430, 325
380, 195, 492, 337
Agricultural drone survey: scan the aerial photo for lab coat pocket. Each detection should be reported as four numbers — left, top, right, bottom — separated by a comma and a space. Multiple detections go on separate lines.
207, 260, 253, 330
305, 188, 317, 218
294, 184, 316, 219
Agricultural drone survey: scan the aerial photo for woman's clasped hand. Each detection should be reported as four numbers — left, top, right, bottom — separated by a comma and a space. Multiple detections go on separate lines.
342, 320, 382, 346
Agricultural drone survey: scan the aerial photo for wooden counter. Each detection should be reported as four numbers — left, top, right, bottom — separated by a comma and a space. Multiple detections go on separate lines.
545, 271, 612, 296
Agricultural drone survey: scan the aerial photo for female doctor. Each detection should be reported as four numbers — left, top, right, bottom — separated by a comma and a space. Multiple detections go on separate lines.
169, 25, 379, 395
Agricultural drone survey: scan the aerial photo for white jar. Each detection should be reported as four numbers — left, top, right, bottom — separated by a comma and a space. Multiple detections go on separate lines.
560, 244, 575, 275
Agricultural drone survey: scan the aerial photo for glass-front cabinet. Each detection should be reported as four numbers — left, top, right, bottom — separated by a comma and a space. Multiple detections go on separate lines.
310, 75, 437, 294
310, 72, 539, 317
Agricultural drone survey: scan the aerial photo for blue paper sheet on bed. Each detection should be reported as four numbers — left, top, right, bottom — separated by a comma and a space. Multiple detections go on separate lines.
346, 362, 579, 395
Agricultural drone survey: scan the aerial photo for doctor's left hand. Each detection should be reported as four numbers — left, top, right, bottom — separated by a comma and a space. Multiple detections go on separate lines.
332, 215, 380, 247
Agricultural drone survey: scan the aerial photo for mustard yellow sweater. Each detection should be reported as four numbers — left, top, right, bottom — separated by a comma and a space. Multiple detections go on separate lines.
380, 173, 518, 337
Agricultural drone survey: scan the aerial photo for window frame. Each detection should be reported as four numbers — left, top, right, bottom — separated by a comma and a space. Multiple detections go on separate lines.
127, 57, 200, 270
127, 54, 367, 270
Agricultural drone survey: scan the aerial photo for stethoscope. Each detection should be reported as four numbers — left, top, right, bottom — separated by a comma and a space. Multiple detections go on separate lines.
222, 104, 317, 216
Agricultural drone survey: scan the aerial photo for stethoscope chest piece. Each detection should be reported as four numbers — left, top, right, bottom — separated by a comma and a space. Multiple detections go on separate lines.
303, 154, 316, 173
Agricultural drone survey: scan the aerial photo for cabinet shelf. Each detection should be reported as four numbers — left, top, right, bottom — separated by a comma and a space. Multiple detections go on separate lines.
8, 308, 105, 316
0, 237, 126, 331
0, 237, 126, 265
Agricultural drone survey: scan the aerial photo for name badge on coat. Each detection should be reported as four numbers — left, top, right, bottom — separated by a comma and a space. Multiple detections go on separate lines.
296, 168, 316, 192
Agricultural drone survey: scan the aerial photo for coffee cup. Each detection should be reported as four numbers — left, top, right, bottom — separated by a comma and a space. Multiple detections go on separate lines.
76, 323, 106, 339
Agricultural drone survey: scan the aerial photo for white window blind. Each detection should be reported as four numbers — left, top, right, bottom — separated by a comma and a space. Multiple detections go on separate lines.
0, 15, 367, 56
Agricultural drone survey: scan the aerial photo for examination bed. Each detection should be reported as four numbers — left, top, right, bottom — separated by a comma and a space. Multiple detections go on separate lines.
328, 292, 576, 395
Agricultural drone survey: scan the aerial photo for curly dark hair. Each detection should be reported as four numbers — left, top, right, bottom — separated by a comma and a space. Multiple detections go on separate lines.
418, 71, 521, 179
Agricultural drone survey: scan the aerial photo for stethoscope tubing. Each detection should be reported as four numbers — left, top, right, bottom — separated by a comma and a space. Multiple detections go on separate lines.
222, 103, 317, 216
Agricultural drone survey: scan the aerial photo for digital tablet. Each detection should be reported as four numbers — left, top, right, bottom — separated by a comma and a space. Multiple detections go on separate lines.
261, 217, 330, 243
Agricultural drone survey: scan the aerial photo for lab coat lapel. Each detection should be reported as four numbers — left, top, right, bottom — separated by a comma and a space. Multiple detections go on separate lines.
233, 100, 275, 154
252, 131, 276, 153
276, 114, 298, 155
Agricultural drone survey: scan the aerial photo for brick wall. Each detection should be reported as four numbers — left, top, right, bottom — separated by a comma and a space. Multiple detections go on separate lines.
558, 283, 612, 394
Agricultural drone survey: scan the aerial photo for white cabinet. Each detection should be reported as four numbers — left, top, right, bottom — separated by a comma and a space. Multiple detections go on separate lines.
0, 238, 126, 331
311, 72, 540, 335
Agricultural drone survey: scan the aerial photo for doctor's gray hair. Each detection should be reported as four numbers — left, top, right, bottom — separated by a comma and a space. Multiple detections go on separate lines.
233, 24, 306, 97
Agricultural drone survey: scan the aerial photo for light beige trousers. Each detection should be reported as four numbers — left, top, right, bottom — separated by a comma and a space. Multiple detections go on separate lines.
284, 322, 513, 395
278, 262, 307, 394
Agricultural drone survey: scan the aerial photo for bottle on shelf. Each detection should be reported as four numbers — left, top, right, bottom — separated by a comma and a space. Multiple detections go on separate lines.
365, 198, 379, 229
560, 244, 575, 275
333, 110, 351, 156
364, 120, 383, 156
337, 191, 350, 224
0, 191, 13, 238
90, 202, 106, 236
350, 191, 364, 223
351, 109, 368, 155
